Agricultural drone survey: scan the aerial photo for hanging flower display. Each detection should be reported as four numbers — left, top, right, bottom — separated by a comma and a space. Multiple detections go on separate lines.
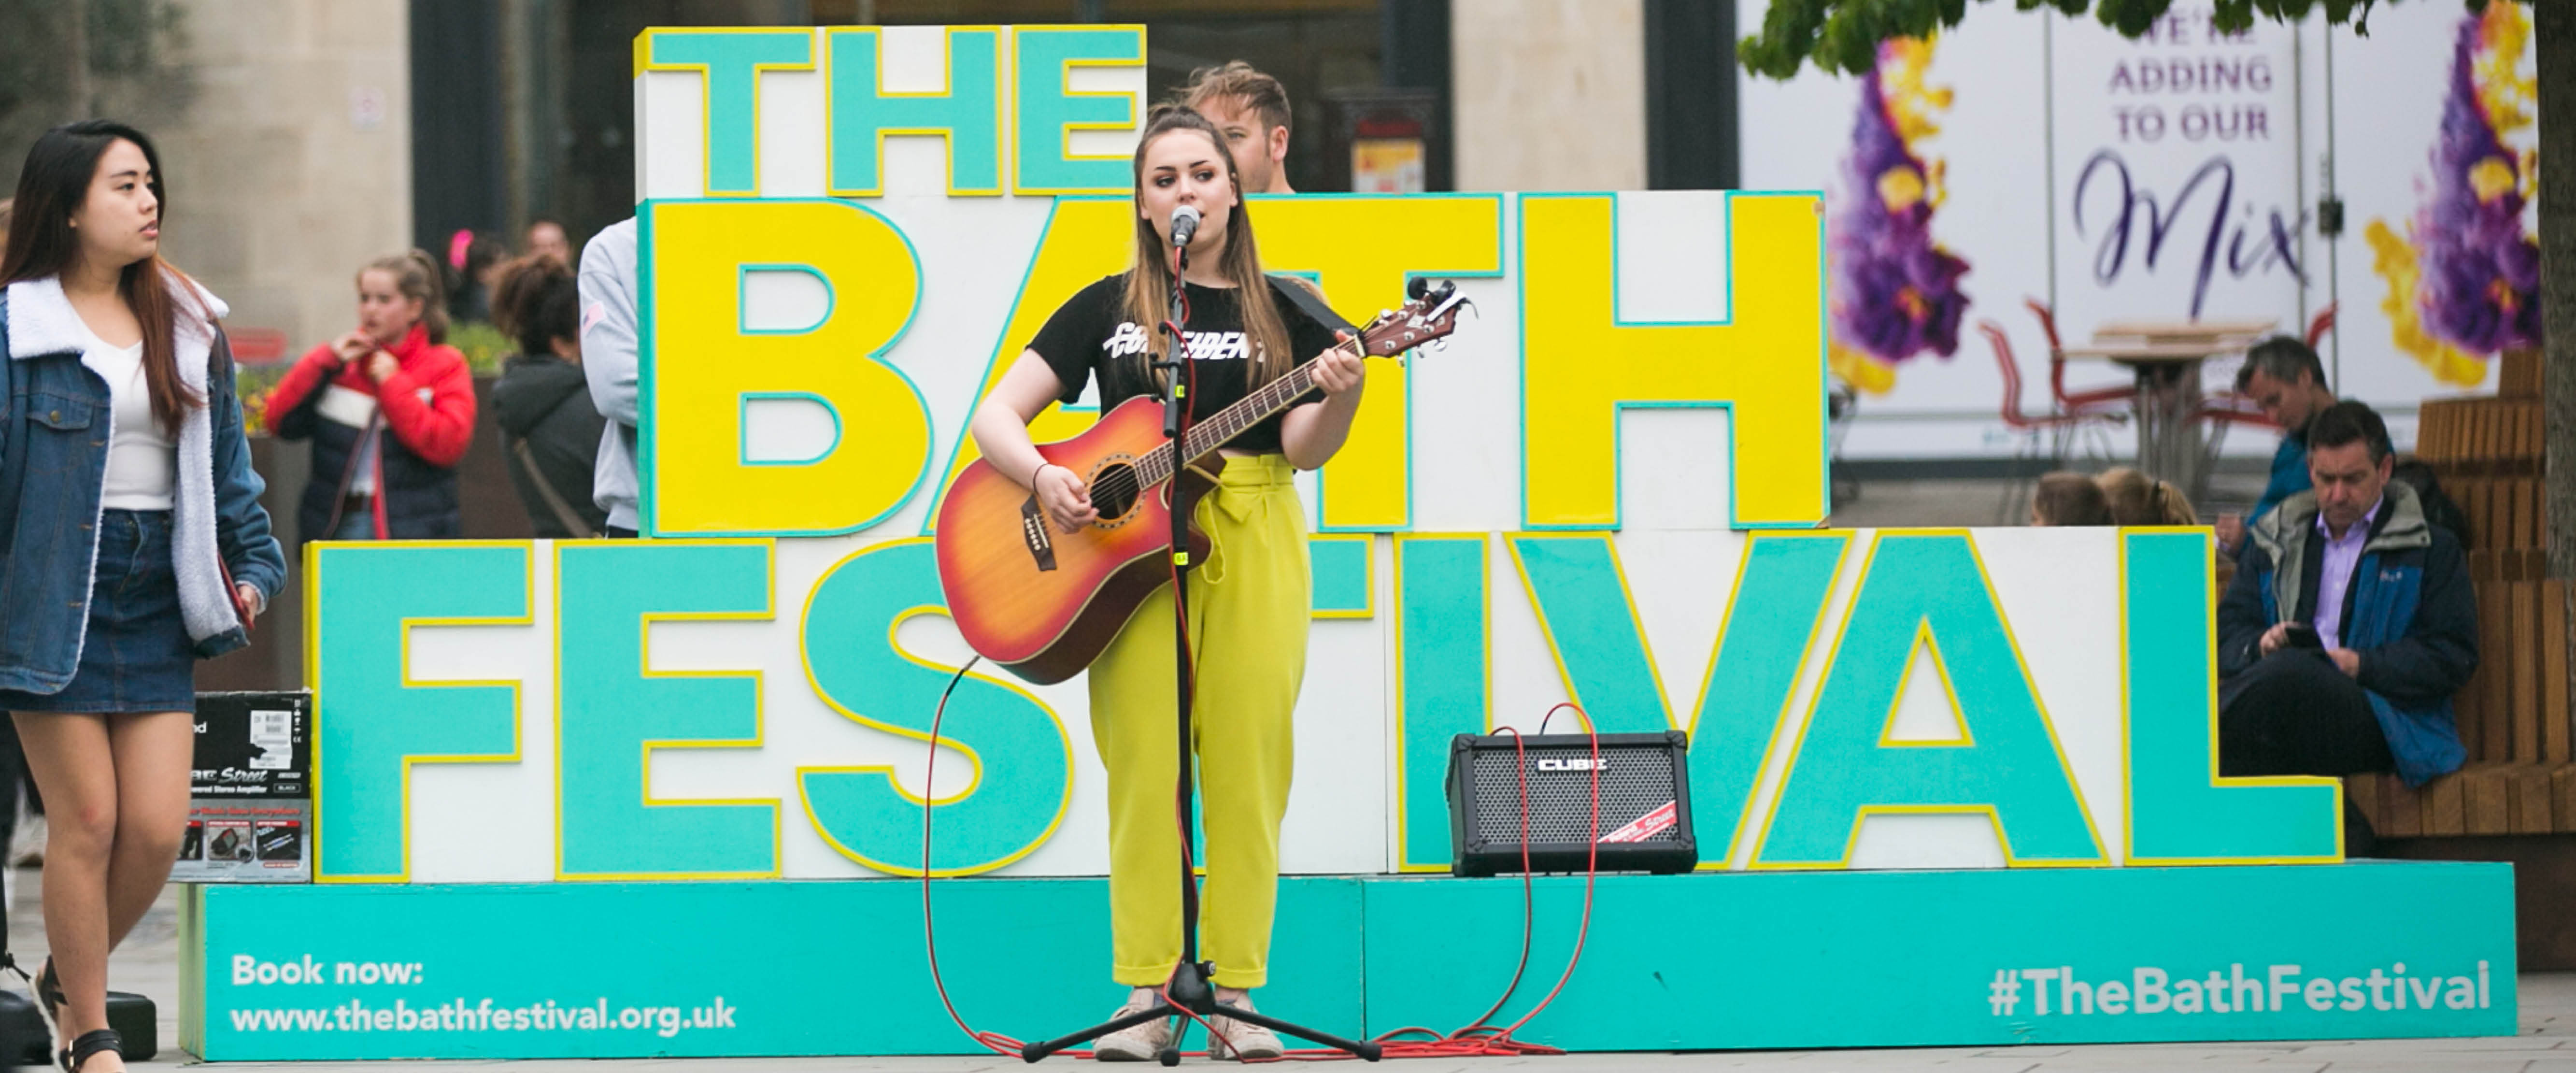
1827, 35, 1973, 396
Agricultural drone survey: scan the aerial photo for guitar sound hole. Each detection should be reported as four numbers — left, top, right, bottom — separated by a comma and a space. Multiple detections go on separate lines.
1089, 462, 1141, 521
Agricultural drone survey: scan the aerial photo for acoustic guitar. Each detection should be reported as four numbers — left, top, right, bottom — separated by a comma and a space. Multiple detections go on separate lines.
935, 280, 1470, 684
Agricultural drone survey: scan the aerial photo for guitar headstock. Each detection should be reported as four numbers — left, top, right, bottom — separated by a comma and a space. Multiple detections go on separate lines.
1354, 279, 1470, 358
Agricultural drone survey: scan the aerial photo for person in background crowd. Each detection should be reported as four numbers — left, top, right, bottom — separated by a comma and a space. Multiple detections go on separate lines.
1180, 61, 1296, 195
578, 215, 643, 538
490, 255, 606, 538
264, 251, 477, 546
2217, 401, 2476, 848
2096, 467, 2199, 527
0, 120, 285, 1073
2215, 336, 2339, 555
445, 231, 508, 325
526, 217, 572, 265
2029, 472, 2112, 527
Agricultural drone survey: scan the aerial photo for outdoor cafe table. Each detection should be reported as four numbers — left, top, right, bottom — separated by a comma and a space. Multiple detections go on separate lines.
2059, 318, 2274, 499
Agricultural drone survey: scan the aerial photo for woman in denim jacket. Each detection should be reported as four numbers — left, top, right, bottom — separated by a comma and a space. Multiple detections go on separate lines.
0, 121, 285, 1073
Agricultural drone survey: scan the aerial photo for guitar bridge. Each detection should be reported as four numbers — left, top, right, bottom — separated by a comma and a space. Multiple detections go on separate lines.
1021, 495, 1058, 572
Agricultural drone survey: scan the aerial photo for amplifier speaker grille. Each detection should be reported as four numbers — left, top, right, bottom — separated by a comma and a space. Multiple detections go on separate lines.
1445, 730, 1697, 877
1465, 745, 1684, 845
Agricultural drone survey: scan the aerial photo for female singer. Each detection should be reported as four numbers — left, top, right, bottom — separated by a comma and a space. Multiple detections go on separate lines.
966, 105, 1361, 1061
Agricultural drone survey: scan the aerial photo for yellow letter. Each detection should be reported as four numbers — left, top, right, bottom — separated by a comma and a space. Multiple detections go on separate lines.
1518, 193, 1826, 529
924, 196, 1132, 531
1256, 195, 1503, 530
642, 199, 931, 537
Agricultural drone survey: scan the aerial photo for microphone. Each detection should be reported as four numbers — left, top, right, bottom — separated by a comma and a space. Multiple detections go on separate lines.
1169, 205, 1200, 248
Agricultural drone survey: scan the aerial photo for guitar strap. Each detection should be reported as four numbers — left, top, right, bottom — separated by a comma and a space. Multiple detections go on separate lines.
1265, 274, 1357, 335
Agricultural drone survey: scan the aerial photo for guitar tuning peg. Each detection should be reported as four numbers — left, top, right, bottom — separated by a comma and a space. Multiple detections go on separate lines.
1423, 339, 1449, 354
1379, 308, 1396, 321
1407, 277, 1431, 301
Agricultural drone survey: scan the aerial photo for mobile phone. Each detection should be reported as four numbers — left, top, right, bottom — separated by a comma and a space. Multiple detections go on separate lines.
2283, 623, 2321, 649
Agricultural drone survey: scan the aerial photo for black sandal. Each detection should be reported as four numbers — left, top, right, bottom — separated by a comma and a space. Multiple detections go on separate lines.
20, 956, 64, 1043
60, 1028, 119, 1072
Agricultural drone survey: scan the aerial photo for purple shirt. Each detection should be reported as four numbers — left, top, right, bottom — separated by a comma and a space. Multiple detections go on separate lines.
2313, 498, 2383, 650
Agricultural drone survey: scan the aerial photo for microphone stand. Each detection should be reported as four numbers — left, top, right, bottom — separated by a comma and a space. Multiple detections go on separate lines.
1020, 232, 1381, 1066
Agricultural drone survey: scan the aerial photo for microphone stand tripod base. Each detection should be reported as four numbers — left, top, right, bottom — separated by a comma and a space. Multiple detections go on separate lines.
1015, 960, 1383, 1064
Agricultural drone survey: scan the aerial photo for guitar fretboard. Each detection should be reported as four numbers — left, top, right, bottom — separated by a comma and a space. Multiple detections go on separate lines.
1124, 339, 1357, 491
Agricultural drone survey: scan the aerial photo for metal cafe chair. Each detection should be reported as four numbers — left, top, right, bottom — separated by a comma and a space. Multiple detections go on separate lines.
1981, 319, 2127, 524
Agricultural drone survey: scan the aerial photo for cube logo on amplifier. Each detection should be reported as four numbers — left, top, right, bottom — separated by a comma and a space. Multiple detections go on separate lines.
1444, 730, 1697, 877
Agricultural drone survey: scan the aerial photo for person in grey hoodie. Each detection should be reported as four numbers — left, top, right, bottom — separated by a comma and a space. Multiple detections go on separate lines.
490, 255, 606, 538
576, 216, 640, 536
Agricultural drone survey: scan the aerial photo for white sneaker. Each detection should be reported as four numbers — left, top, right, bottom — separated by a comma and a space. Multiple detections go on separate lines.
1207, 995, 1283, 1061
13, 815, 45, 868
1091, 991, 1173, 1062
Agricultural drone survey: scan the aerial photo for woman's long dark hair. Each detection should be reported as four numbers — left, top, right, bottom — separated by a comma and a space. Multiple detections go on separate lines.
1118, 106, 1292, 391
491, 254, 576, 357
0, 120, 206, 432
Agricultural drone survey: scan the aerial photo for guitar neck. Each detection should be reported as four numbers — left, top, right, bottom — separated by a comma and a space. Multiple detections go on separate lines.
1131, 339, 1361, 489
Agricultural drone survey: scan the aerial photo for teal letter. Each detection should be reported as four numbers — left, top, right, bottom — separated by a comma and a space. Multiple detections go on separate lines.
1010, 27, 1141, 193
1687, 534, 1849, 859
557, 542, 778, 878
798, 541, 1070, 874
311, 544, 528, 881
1758, 533, 2104, 867
647, 29, 815, 195
828, 28, 1000, 195
1508, 533, 1846, 864
1394, 536, 1488, 871
2124, 530, 2341, 861
1309, 536, 1373, 617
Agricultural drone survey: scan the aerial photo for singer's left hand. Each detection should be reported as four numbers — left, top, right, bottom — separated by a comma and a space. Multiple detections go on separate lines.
1311, 332, 1364, 398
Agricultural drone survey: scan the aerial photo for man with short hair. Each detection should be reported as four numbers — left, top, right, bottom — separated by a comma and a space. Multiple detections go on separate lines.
2214, 335, 2340, 553
1180, 61, 1295, 195
527, 217, 573, 265
2216, 401, 2476, 797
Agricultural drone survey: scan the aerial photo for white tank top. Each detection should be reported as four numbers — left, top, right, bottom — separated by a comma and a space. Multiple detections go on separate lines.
82, 322, 177, 511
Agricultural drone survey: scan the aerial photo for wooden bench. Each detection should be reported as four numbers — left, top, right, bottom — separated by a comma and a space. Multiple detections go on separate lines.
2348, 352, 2567, 836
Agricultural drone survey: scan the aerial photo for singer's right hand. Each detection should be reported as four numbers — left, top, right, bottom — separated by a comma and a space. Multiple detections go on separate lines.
1034, 464, 1097, 533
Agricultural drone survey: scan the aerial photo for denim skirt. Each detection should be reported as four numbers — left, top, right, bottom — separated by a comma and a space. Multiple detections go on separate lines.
0, 510, 198, 715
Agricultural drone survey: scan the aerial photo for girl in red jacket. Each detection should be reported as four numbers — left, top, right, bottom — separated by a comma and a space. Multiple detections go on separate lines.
264, 251, 477, 544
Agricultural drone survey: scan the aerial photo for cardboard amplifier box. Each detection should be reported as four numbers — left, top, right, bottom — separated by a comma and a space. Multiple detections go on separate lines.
173, 691, 310, 884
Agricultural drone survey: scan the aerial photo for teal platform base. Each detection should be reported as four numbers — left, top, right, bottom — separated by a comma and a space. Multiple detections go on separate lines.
183, 861, 2514, 1060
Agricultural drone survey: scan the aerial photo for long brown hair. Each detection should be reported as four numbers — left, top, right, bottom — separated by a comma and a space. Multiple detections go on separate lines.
363, 249, 450, 345
1, 120, 207, 433
2096, 467, 2200, 526
490, 253, 576, 356
1118, 106, 1293, 392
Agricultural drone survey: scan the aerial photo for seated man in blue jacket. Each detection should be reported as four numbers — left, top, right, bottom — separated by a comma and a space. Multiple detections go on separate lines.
2218, 401, 2476, 798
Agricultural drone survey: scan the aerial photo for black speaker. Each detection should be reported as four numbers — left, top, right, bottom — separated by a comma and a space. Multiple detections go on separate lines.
1444, 730, 1697, 877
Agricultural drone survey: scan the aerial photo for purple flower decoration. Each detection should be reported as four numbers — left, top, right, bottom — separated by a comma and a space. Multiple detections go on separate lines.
1829, 39, 1972, 371
2412, 9, 2542, 354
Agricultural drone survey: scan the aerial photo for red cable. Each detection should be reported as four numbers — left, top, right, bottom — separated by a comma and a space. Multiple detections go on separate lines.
919, 660, 1033, 1057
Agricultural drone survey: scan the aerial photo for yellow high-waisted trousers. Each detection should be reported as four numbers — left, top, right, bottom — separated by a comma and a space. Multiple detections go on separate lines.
1089, 454, 1306, 989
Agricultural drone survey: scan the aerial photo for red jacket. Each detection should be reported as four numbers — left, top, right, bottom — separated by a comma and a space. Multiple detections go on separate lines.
265, 324, 476, 468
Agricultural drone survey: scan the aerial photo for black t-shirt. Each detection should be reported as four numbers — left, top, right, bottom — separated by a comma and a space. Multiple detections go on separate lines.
1027, 274, 1342, 455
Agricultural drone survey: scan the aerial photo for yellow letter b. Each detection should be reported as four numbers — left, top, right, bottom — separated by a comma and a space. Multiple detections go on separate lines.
641, 199, 931, 537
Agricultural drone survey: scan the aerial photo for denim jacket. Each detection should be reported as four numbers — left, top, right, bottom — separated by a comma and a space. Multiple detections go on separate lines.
0, 274, 286, 695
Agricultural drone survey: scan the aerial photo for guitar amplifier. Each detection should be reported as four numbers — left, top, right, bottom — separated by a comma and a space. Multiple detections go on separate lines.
1444, 730, 1697, 878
